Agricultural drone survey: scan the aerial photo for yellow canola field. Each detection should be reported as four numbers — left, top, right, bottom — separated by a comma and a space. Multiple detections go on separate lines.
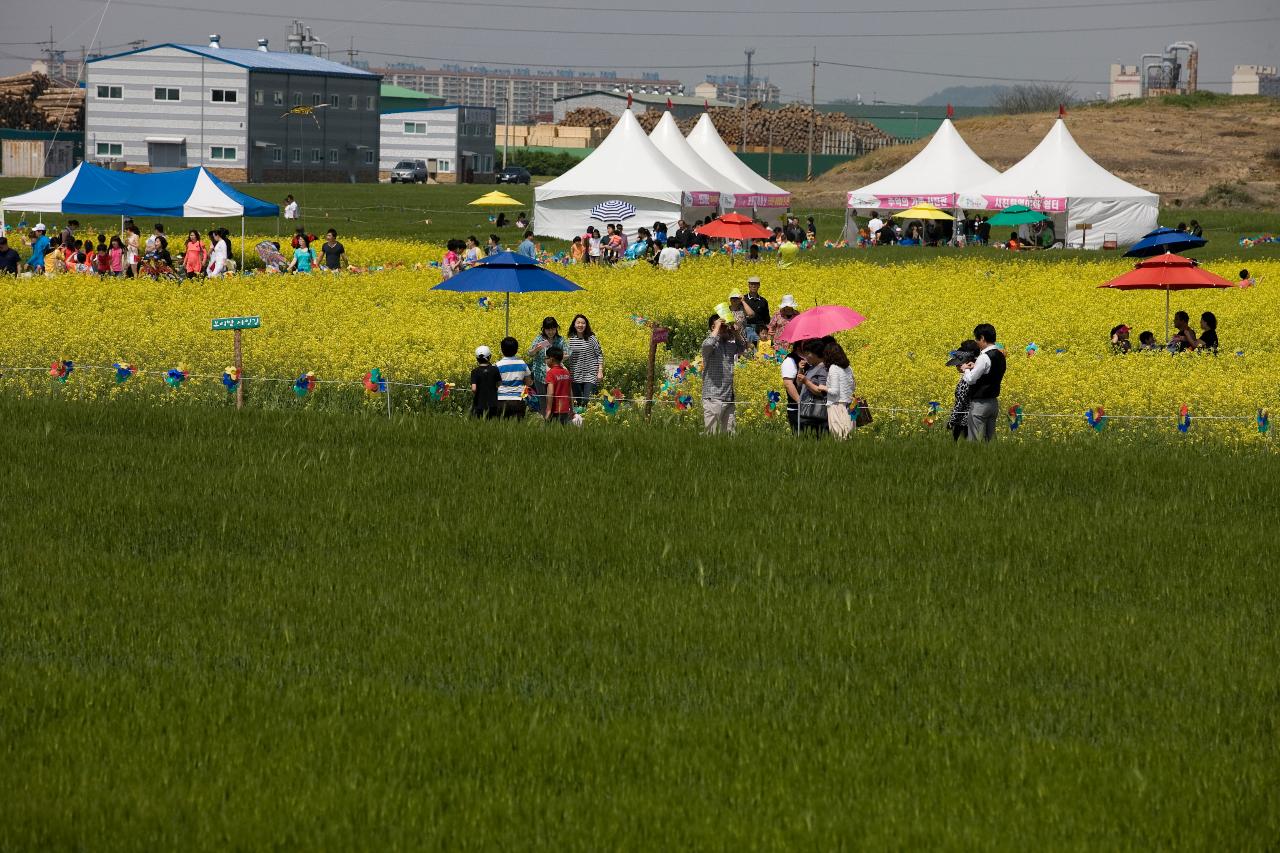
2, 247, 1278, 442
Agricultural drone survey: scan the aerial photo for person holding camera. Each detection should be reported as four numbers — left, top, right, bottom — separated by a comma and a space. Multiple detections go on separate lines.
701, 313, 746, 435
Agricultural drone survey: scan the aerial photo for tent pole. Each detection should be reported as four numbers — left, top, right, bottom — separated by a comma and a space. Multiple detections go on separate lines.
505, 292, 511, 337
240, 216, 245, 273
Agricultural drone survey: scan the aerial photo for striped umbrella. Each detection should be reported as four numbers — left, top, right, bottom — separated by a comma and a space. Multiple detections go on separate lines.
589, 199, 638, 221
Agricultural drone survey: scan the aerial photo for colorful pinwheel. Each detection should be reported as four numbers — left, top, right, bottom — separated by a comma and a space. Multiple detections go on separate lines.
49, 360, 73, 383
112, 362, 134, 384
765, 390, 781, 416
222, 366, 241, 391
163, 368, 188, 389
675, 394, 692, 411
601, 389, 624, 415
1007, 404, 1023, 431
363, 368, 386, 393
428, 380, 453, 401
522, 384, 540, 413
923, 400, 940, 427
293, 371, 317, 396
1177, 405, 1192, 433
1025, 342, 1039, 357
478, 296, 491, 311
1259, 408, 1270, 435
629, 313, 649, 326
1085, 406, 1107, 433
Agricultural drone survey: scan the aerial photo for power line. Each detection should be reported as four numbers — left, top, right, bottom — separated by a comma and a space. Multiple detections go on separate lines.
364, 50, 811, 71
70, 0, 1280, 40
356, 0, 1217, 15
820, 59, 1237, 86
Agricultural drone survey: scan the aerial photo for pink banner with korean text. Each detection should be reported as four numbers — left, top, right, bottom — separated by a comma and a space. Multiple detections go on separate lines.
684, 190, 722, 208
846, 192, 957, 210
732, 192, 792, 209
976, 194, 1068, 213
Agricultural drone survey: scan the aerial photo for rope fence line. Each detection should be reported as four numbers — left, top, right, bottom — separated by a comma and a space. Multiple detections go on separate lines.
4, 363, 1273, 429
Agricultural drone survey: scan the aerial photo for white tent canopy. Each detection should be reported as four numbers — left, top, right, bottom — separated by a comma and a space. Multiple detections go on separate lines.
685, 113, 791, 212
846, 118, 998, 211
534, 108, 719, 240
958, 118, 1158, 249
649, 112, 751, 212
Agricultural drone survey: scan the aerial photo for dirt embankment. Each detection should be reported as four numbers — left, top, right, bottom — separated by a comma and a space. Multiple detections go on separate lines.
788, 96, 1280, 209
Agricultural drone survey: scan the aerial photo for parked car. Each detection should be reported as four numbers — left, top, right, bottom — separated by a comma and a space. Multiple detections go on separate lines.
390, 160, 428, 183
497, 165, 531, 185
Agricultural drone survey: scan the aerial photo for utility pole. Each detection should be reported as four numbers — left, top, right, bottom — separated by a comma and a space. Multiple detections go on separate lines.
739, 48, 754, 153
806, 48, 817, 181
346, 37, 358, 65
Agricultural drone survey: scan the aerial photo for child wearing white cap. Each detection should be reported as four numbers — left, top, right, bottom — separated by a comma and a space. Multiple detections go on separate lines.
469, 345, 500, 419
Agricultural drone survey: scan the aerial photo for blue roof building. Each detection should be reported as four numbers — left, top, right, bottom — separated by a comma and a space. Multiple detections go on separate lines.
86, 36, 382, 182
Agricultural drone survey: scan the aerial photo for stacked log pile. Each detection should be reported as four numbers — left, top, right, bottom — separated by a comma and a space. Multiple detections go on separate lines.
559, 102, 891, 153
559, 107, 617, 130
0, 72, 85, 130
705, 103, 890, 151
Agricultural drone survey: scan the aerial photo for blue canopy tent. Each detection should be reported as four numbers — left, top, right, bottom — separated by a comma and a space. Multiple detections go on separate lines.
1, 162, 278, 269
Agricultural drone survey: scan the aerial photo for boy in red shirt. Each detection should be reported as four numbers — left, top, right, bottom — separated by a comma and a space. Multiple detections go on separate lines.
543, 347, 573, 424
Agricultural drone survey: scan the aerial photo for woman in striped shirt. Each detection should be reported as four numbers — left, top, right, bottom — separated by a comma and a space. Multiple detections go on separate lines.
564, 313, 604, 408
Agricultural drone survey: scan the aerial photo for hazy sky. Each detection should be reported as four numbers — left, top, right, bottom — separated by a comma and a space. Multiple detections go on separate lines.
3, 0, 1277, 104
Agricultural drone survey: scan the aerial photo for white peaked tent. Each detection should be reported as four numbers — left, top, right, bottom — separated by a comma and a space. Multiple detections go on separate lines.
649, 112, 750, 212
958, 117, 1158, 249
846, 117, 998, 212
685, 113, 791, 216
534, 109, 720, 240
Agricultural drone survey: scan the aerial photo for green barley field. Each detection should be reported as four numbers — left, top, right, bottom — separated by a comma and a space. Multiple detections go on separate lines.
2, 397, 1278, 849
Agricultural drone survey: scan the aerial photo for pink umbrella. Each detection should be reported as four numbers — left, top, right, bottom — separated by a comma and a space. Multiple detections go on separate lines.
776, 305, 867, 343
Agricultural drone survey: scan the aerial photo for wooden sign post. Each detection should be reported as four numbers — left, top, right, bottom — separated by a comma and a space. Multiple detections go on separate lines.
1074, 223, 1092, 250
645, 325, 669, 418
211, 315, 261, 410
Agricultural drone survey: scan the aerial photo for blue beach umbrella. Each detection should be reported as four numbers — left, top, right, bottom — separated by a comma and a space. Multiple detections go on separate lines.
431, 251, 583, 335
1124, 227, 1207, 258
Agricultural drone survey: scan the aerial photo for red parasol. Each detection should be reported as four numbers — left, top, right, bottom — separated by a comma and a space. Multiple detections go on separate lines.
1097, 253, 1233, 340
695, 213, 774, 241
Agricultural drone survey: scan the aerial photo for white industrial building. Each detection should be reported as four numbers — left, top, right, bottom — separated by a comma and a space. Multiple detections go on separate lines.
379, 106, 496, 183
1108, 64, 1142, 101
1231, 65, 1279, 96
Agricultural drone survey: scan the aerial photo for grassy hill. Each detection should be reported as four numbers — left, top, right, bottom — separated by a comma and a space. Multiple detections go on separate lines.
795, 93, 1280, 210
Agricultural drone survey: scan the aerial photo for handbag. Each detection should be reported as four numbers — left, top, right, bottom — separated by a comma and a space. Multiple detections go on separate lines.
853, 397, 873, 427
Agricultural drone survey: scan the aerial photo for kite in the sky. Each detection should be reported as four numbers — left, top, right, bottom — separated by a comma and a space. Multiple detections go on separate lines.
281, 103, 329, 127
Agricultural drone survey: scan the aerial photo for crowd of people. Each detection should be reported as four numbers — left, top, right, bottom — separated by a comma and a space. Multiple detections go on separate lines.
460, 269, 1234, 441
1109, 310, 1220, 355
469, 313, 604, 422
0, 219, 243, 278
459, 274, 1000, 442
443, 213, 816, 273
856, 211, 1060, 250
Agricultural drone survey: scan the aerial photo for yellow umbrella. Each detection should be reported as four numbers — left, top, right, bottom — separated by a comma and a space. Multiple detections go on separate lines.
891, 202, 955, 220
468, 190, 523, 207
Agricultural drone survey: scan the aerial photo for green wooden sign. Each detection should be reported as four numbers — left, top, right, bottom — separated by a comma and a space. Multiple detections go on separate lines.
211, 316, 261, 331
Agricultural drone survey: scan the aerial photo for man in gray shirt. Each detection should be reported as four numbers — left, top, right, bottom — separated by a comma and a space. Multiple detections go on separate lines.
700, 313, 745, 435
